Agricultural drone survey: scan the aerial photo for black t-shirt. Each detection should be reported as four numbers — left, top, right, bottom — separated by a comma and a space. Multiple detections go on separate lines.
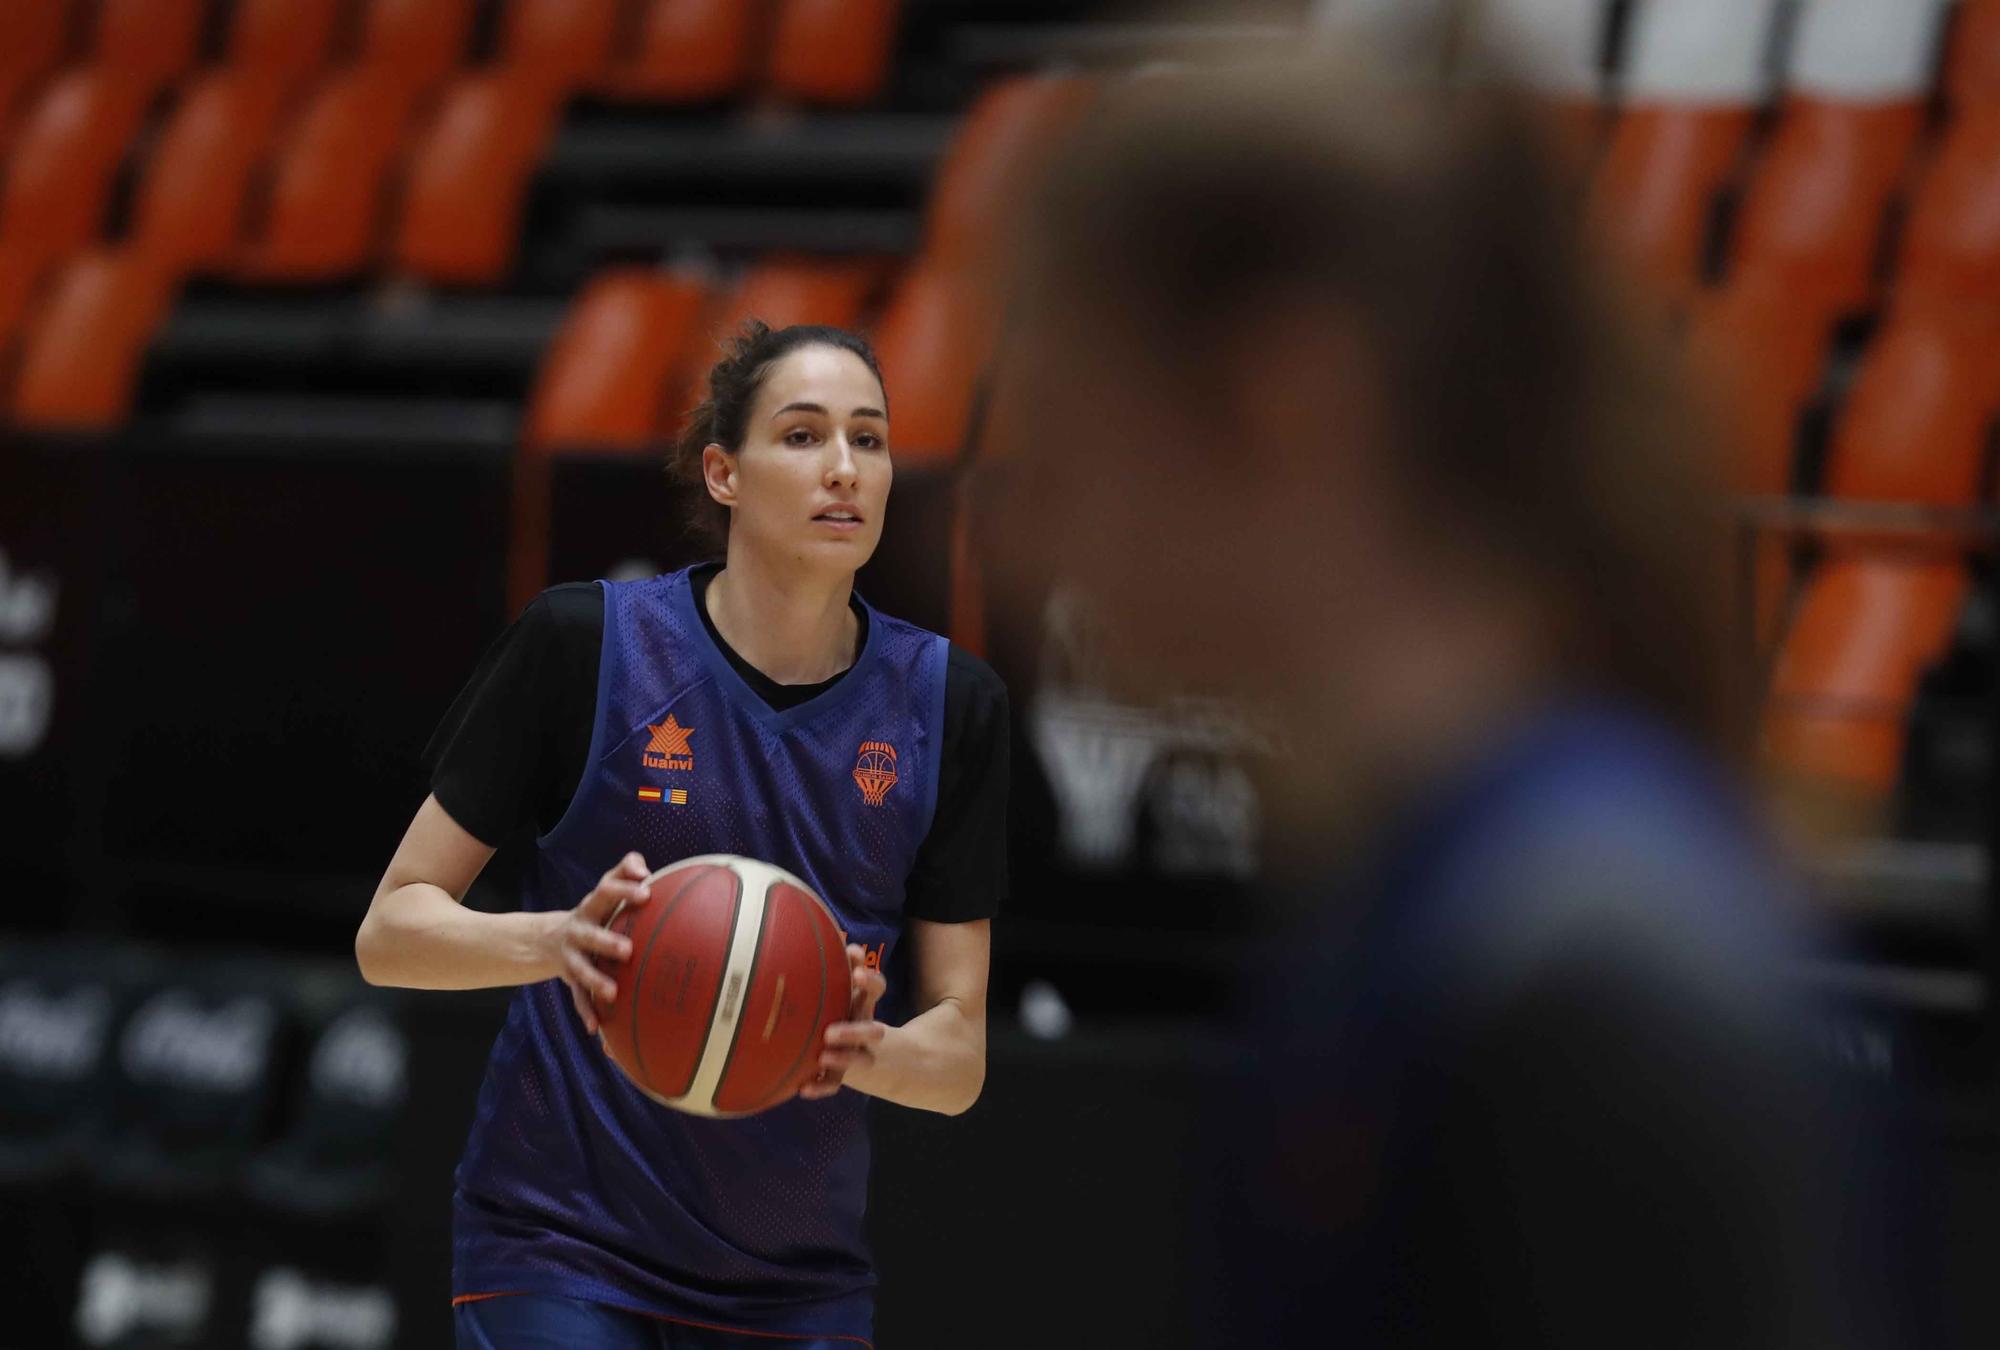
424, 567, 1008, 923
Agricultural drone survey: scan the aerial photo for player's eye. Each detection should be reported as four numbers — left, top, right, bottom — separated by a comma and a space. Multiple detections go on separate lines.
853, 431, 884, 450
784, 427, 817, 447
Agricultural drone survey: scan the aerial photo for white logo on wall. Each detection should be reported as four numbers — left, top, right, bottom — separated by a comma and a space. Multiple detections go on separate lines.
1033, 692, 1172, 866
250, 1269, 398, 1350
0, 655, 51, 759
1148, 751, 1260, 880
309, 1008, 407, 1110
0, 549, 57, 645
1029, 588, 1264, 877
121, 991, 275, 1093
75, 1253, 211, 1347
0, 983, 112, 1080
0, 548, 58, 759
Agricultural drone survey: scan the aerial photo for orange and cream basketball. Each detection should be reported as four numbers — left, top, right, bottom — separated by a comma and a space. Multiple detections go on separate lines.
593, 854, 852, 1118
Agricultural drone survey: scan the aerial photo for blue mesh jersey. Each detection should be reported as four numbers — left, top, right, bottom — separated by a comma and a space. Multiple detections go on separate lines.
452, 567, 949, 1344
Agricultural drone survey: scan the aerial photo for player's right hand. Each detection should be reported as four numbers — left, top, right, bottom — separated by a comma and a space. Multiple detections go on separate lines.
543, 851, 652, 1035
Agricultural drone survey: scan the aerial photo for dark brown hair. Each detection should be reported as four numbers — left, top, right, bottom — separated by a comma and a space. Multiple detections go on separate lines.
669, 321, 888, 554
1009, 58, 1735, 746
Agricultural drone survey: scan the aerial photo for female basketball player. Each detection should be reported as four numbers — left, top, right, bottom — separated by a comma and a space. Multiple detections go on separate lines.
354, 322, 1008, 1349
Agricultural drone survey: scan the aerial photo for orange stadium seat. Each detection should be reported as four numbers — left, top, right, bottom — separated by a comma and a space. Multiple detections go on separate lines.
0, 70, 154, 266
131, 71, 289, 273
225, 0, 347, 89
1684, 280, 1837, 497
517, 268, 706, 609
723, 256, 883, 333
0, 0, 73, 144
0, 246, 52, 357
1765, 558, 1968, 795
91, 0, 206, 94
767, 0, 903, 107
357, 0, 476, 91
526, 269, 706, 450
1730, 99, 1922, 312
498, 0, 620, 92
1588, 106, 1753, 298
1946, 0, 2000, 107
671, 255, 888, 416
871, 260, 988, 463
9, 248, 177, 429
394, 74, 562, 286
1899, 104, 2000, 307
1823, 305, 2000, 505
599, 0, 762, 104
237, 70, 423, 282
924, 74, 1096, 272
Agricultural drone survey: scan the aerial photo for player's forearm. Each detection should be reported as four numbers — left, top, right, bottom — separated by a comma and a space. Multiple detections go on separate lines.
845, 998, 986, 1115
355, 882, 560, 990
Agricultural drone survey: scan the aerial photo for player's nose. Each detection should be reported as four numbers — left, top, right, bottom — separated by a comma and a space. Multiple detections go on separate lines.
823, 438, 859, 487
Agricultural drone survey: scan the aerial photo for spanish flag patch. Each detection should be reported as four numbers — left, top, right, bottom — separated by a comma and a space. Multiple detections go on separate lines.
637, 787, 663, 802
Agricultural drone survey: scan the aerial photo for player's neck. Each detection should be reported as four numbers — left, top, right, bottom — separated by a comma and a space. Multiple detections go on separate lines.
704, 554, 859, 686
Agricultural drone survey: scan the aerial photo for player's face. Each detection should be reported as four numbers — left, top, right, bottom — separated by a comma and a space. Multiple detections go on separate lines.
724, 346, 892, 573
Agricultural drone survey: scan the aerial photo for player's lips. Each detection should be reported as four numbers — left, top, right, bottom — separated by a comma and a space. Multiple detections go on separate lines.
812, 505, 865, 530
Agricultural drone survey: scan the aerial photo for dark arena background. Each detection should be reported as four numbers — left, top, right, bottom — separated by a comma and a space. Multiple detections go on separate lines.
4, 1, 2000, 1346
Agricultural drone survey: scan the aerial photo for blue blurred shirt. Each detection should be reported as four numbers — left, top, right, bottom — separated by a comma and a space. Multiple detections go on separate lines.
1213, 701, 1897, 1348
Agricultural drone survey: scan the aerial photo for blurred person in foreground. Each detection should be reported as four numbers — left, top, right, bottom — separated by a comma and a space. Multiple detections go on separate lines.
985, 54, 1915, 1350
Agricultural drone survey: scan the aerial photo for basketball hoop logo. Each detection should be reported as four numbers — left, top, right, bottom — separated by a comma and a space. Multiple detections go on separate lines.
853, 741, 899, 806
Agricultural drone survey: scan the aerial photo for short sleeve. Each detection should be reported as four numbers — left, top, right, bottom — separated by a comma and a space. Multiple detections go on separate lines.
424, 584, 602, 847
904, 646, 1010, 923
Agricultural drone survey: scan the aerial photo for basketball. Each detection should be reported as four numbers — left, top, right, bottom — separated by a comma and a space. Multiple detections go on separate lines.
593, 854, 852, 1117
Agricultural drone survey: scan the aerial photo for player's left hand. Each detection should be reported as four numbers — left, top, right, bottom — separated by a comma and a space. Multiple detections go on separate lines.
799, 945, 887, 1100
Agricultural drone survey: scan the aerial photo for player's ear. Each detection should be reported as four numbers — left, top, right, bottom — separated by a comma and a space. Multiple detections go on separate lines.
701, 442, 738, 508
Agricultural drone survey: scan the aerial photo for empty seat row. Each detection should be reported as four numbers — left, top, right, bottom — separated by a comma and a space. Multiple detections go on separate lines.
0, 0, 485, 275
0, 0, 206, 119
0, 940, 454, 1346
1693, 293, 2000, 503
1568, 6, 2000, 811
2, 72, 1091, 442
0, 0, 470, 128
0, 948, 407, 1212
0, 0, 927, 360
0, 0, 910, 129
1697, 292, 1998, 785
524, 73, 1090, 449
524, 254, 984, 453
1589, 92, 2000, 306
